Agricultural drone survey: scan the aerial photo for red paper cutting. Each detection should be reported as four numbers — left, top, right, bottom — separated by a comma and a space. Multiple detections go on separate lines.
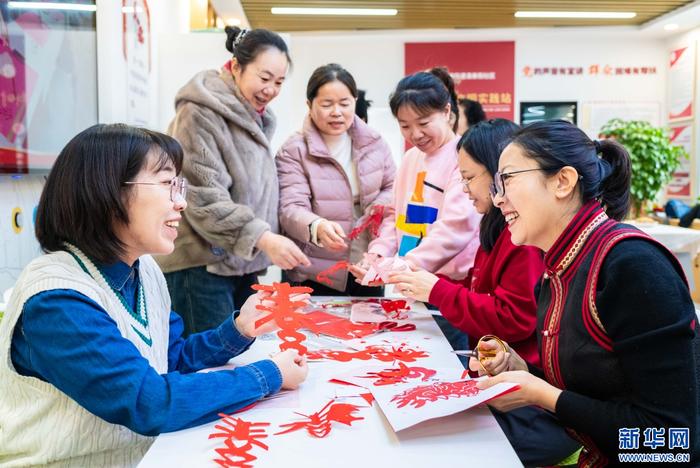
360, 362, 437, 386
301, 310, 377, 340
391, 380, 481, 409
356, 298, 410, 320
252, 282, 314, 355
348, 205, 385, 240
208, 413, 270, 468
307, 344, 429, 363
274, 400, 364, 438
316, 260, 349, 286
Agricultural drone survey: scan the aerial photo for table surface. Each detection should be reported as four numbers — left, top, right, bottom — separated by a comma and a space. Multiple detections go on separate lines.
138, 298, 522, 468
629, 221, 700, 253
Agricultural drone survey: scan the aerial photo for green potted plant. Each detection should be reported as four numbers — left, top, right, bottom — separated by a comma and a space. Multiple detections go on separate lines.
599, 118, 688, 218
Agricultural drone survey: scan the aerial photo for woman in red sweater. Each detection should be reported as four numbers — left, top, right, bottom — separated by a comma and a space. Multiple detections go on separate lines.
388, 119, 580, 467
388, 118, 542, 367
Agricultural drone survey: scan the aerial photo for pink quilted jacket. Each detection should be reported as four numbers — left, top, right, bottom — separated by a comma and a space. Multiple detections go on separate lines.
276, 115, 396, 291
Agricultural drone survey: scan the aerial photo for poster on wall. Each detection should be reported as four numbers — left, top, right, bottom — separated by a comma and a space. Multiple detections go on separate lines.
668, 42, 695, 121
123, 0, 152, 126
0, 35, 30, 172
405, 42, 515, 120
666, 124, 693, 199
579, 101, 661, 139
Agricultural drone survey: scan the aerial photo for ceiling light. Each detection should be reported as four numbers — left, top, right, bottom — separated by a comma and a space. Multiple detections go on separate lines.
8, 1, 96, 11
271, 7, 398, 16
664, 23, 679, 31
515, 11, 636, 19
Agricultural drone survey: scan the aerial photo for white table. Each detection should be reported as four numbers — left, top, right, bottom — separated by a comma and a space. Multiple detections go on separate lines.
630, 222, 700, 291
139, 299, 522, 468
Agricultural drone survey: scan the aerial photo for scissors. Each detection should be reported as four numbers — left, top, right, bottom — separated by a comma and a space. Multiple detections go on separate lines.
452, 335, 508, 376
375, 321, 416, 333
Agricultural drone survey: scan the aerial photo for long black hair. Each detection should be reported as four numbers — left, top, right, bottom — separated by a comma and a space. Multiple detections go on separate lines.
389, 71, 454, 118
510, 119, 631, 220
458, 118, 520, 252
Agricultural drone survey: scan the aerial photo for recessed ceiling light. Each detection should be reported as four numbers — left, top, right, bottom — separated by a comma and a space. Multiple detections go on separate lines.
8, 1, 96, 11
664, 23, 680, 31
515, 11, 636, 19
271, 7, 398, 16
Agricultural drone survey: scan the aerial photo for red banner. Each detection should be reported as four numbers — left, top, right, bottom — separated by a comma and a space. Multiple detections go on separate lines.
405, 41, 515, 120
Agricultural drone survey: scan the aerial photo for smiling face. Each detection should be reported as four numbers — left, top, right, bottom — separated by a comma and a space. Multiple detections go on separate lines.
231, 47, 288, 112
458, 148, 492, 214
114, 150, 187, 265
308, 80, 356, 137
396, 104, 453, 155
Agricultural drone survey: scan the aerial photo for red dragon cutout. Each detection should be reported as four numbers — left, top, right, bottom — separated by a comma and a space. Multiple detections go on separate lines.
307, 344, 429, 363
360, 362, 437, 386
391, 380, 481, 409
274, 400, 364, 438
208, 413, 270, 468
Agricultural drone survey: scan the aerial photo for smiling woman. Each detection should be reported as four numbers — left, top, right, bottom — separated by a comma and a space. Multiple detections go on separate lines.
0, 123, 308, 466
158, 27, 311, 336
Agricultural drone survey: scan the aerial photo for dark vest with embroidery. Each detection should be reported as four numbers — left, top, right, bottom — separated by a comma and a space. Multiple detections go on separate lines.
537, 201, 686, 467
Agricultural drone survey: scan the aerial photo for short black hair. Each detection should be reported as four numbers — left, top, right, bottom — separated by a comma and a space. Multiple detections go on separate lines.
306, 63, 358, 101
225, 26, 291, 71
458, 98, 487, 127
36, 123, 184, 264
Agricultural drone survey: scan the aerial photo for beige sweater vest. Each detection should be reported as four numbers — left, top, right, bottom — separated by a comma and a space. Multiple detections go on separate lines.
0, 246, 170, 467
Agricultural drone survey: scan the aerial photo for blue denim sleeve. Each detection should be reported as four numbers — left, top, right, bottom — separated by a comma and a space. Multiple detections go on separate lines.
167, 311, 255, 372
11, 290, 283, 436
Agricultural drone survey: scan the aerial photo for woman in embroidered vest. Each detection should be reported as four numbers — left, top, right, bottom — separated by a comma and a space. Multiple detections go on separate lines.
388, 119, 579, 466
276, 64, 396, 296
477, 120, 699, 466
0, 124, 308, 467
157, 26, 310, 336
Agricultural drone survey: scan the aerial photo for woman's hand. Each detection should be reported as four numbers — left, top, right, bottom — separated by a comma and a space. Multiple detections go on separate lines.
236, 290, 311, 338
387, 267, 439, 302
476, 371, 562, 412
348, 253, 380, 282
257, 231, 311, 270
270, 349, 308, 390
468, 338, 528, 376
317, 220, 347, 251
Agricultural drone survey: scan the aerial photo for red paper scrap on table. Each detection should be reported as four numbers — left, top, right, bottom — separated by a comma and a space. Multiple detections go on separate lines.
316, 260, 349, 286
391, 380, 481, 409
348, 205, 385, 240
307, 344, 429, 362
354, 298, 410, 320
209, 413, 270, 468
274, 400, 364, 438
301, 310, 378, 340
252, 282, 314, 355
360, 362, 437, 386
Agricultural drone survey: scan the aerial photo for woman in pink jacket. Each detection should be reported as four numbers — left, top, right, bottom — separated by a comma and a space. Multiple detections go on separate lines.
276, 64, 396, 295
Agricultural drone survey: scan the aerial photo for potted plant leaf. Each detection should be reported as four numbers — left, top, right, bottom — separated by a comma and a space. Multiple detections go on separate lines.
599, 118, 688, 218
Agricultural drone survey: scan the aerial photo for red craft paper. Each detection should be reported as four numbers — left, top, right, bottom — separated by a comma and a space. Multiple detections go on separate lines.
348, 205, 385, 240
252, 282, 314, 355
316, 260, 349, 286
274, 400, 364, 438
307, 344, 429, 362
209, 413, 270, 468
301, 310, 377, 340
390, 380, 481, 409
361, 362, 437, 386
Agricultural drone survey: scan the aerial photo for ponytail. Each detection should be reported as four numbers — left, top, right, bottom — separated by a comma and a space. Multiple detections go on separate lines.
597, 139, 631, 221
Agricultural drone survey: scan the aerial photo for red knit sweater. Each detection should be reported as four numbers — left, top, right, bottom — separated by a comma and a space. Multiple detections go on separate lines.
428, 227, 543, 367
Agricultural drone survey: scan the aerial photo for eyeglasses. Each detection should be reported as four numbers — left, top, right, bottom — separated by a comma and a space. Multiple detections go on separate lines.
124, 176, 188, 202
490, 168, 546, 199
460, 170, 488, 191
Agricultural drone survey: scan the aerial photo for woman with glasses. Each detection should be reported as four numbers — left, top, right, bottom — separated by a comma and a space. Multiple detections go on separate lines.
0, 124, 308, 466
477, 120, 699, 465
158, 26, 310, 336
276, 64, 395, 296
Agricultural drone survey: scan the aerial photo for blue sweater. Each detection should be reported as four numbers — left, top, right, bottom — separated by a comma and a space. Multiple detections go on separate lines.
10, 258, 282, 436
